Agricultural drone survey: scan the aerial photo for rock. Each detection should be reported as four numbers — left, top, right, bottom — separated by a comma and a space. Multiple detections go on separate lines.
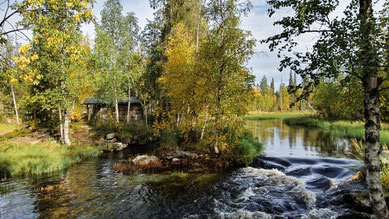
101, 142, 127, 152
286, 167, 311, 177
306, 177, 333, 191
106, 133, 116, 140
165, 151, 198, 160
172, 158, 181, 165
112, 142, 126, 151
311, 165, 345, 178
133, 155, 160, 166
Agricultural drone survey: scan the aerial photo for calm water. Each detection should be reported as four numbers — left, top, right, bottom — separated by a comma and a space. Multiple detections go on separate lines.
0, 120, 366, 218
246, 120, 351, 158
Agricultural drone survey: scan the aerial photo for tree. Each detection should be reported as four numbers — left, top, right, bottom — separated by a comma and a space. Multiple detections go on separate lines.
0, 0, 30, 45
119, 12, 140, 123
265, 0, 389, 217
288, 70, 294, 86
0, 38, 22, 124
270, 78, 275, 94
160, 22, 204, 139
95, 0, 124, 123
201, 0, 255, 154
259, 75, 269, 95
95, 0, 140, 123
19, 0, 93, 145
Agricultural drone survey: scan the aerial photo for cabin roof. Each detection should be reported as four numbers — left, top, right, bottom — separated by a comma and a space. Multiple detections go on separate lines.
83, 96, 141, 105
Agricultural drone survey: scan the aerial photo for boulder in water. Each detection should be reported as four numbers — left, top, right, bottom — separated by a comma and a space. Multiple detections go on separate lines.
133, 155, 160, 166
105, 133, 116, 140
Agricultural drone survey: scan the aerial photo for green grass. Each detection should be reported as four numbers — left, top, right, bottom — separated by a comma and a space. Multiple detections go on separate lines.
0, 129, 33, 141
284, 117, 389, 146
0, 141, 100, 179
0, 123, 18, 131
244, 111, 314, 120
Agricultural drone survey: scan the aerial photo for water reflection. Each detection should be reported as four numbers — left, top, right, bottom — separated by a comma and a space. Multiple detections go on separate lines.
246, 120, 350, 158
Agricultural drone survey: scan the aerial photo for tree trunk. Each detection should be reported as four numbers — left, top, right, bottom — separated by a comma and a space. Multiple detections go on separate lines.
144, 104, 148, 126
200, 105, 208, 140
10, 84, 19, 124
113, 74, 119, 123
360, 0, 389, 218
363, 76, 388, 218
115, 96, 119, 123
58, 103, 64, 144
63, 109, 71, 146
127, 88, 131, 123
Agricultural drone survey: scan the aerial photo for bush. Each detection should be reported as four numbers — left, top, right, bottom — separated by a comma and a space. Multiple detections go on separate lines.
232, 132, 263, 166
118, 121, 155, 145
159, 127, 181, 148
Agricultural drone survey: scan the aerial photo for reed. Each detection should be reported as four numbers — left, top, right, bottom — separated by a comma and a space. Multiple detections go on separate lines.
0, 141, 99, 179
244, 111, 313, 120
284, 117, 389, 146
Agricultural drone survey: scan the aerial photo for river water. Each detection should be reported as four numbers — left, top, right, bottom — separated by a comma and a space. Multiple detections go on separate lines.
0, 120, 367, 218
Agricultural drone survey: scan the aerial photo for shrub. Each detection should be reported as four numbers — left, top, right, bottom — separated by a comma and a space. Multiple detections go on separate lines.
232, 132, 263, 166
160, 127, 181, 148
118, 121, 155, 145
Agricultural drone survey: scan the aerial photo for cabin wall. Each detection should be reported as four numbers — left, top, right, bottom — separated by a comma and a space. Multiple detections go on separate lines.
88, 103, 142, 121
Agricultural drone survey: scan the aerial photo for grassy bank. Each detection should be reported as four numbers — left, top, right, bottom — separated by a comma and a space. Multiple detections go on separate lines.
244, 111, 314, 120
284, 117, 389, 145
0, 141, 100, 179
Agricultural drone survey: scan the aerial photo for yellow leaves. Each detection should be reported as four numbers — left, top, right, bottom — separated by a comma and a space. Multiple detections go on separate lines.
19, 44, 30, 54
81, 1, 87, 8
66, 2, 73, 8
30, 54, 39, 61
36, 74, 43, 80
10, 78, 18, 83
73, 14, 81, 23
83, 8, 93, 18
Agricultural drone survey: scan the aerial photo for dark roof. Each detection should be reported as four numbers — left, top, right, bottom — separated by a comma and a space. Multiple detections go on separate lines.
83, 96, 141, 105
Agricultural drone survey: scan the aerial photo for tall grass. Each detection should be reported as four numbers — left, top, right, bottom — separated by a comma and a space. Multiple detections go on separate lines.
0, 141, 99, 179
284, 117, 389, 145
244, 111, 313, 120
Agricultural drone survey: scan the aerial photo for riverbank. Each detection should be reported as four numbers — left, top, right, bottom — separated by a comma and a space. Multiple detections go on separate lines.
0, 124, 100, 180
244, 111, 313, 120
284, 117, 389, 146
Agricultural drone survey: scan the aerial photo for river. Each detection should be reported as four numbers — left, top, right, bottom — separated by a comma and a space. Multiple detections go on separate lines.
0, 120, 367, 218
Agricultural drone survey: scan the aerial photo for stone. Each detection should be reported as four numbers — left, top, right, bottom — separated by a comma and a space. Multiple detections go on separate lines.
165, 151, 198, 160
106, 133, 116, 140
171, 158, 181, 165
112, 142, 126, 151
133, 155, 160, 166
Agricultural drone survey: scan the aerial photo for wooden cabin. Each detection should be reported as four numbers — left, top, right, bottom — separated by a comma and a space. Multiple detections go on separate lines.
83, 97, 143, 121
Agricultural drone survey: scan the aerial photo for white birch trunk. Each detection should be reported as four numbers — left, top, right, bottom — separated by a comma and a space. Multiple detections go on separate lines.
10, 84, 19, 124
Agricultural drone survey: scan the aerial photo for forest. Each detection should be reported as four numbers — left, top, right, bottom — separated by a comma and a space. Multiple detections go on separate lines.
0, 0, 389, 218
